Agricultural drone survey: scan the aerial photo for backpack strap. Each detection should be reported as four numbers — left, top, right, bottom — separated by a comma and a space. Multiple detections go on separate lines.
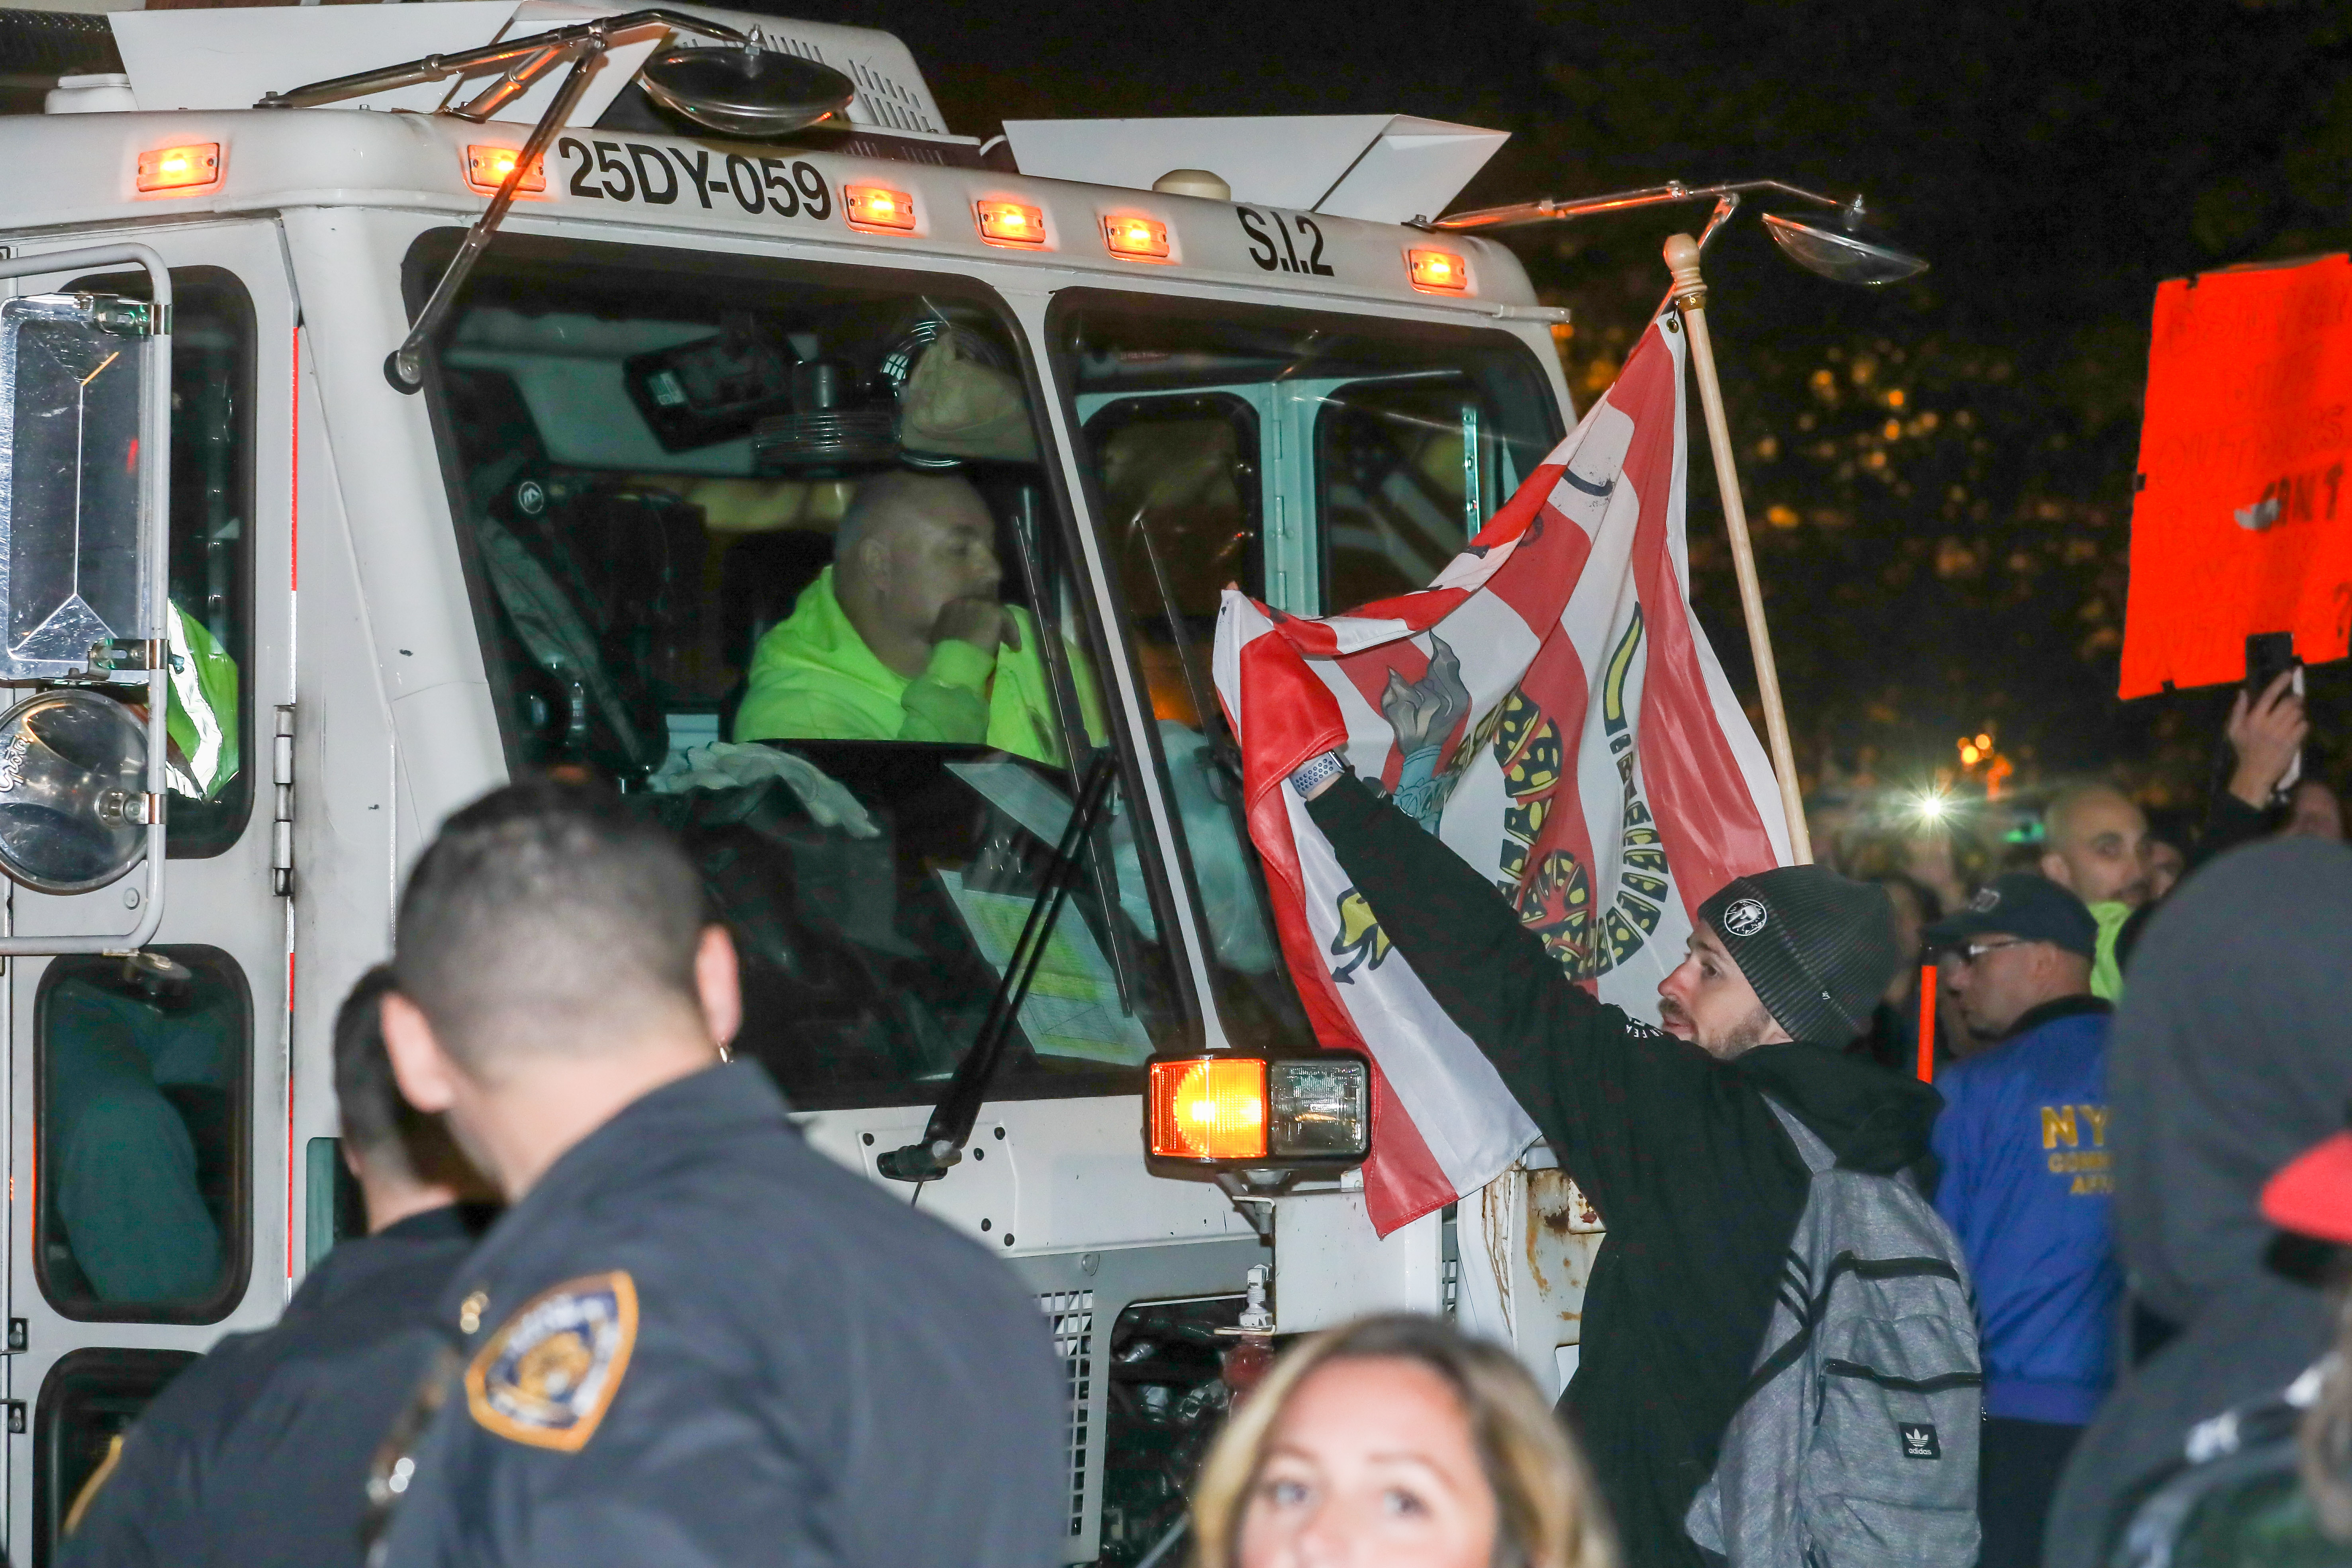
1763, 1094, 1835, 1175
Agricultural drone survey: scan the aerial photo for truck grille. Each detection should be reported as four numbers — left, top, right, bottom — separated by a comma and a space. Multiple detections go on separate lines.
1037, 1289, 1096, 1539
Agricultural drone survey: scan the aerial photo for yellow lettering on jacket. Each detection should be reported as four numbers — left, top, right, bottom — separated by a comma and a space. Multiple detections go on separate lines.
2084, 1104, 2110, 1147
2042, 1105, 2080, 1149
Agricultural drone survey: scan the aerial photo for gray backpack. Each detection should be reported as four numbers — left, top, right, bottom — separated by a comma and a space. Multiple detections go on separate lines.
1686, 1098, 1984, 1568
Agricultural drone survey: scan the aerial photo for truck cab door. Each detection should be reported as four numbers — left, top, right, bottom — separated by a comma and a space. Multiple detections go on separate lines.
2, 220, 295, 1565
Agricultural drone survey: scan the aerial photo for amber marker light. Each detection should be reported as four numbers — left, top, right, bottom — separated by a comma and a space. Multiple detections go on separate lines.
1103, 215, 1171, 260
1407, 248, 1470, 292
975, 199, 1046, 246
1150, 1057, 1268, 1161
465, 145, 546, 194
844, 184, 917, 231
135, 142, 220, 194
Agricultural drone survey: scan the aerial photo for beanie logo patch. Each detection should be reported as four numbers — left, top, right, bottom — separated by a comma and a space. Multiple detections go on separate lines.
1970, 887, 2001, 912
1722, 897, 1768, 938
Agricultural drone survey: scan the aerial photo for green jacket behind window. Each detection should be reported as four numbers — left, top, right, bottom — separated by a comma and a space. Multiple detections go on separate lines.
732, 567, 1095, 765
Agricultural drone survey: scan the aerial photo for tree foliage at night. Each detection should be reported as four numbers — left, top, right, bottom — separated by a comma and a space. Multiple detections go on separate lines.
1509, 0, 2352, 798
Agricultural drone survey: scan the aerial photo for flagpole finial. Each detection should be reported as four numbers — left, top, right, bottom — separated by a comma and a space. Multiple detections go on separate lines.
1665, 232, 1708, 308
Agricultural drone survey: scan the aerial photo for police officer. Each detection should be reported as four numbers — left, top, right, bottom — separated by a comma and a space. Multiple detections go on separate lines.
61, 966, 496, 1568
370, 779, 1066, 1568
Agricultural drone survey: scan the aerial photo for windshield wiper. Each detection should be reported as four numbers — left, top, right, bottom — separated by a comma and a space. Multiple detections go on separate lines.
878, 752, 1118, 1184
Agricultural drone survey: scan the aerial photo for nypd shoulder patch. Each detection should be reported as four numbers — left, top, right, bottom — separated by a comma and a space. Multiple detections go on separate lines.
465, 1271, 638, 1452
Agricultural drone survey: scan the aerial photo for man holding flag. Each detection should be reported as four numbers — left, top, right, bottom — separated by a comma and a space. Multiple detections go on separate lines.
1216, 306, 1959, 1567
1298, 761, 1938, 1566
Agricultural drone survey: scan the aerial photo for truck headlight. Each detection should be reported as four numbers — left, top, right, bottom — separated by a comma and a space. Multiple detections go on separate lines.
1269, 1059, 1369, 1158
1148, 1054, 1369, 1165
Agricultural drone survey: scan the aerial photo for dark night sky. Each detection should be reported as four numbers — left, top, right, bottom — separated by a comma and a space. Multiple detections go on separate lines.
768, 0, 2352, 805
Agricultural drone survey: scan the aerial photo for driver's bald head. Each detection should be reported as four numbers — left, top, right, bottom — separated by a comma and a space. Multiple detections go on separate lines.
833, 469, 989, 570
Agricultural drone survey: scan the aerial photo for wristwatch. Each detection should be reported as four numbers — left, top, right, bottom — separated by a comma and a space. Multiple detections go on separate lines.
1288, 751, 1348, 799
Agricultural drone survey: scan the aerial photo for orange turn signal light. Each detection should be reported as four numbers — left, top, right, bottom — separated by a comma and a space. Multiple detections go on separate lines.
465, 145, 546, 194
975, 199, 1047, 246
844, 184, 917, 231
136, 142, 219, 194
1104, 215, 1171, 260
1407, 248, 1469, 292
1150, 1057, 1267, 1161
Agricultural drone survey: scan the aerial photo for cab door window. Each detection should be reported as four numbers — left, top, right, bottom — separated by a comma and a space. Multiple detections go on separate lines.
35, 1349, 196, 1566
36, 948, 249, 1322
65, 268, 255, 856
1052, 293, 1561, 1047
1318, 378, 1526, 610
1085, 395, 1260, 728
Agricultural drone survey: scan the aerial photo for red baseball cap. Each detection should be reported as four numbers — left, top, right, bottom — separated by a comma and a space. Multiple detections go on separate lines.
2262, 1130, 2352, 1245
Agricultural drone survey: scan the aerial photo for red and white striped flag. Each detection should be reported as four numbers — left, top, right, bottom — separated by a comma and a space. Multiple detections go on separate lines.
1213, 311, 1793, 1235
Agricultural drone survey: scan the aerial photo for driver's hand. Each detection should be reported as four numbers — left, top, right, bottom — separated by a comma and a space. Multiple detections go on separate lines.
934, 597, 1020, 655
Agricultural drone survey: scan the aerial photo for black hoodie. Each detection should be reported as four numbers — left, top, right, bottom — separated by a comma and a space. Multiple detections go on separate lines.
1308, 778, 1939, 1568
2045, 839, 2352, 1568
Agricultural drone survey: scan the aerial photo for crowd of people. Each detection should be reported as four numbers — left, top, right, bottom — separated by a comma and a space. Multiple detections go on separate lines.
45, 661, 2352, 1568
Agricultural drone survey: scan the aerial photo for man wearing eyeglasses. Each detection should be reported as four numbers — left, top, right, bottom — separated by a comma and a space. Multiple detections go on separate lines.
1923, 873, 2118, 1568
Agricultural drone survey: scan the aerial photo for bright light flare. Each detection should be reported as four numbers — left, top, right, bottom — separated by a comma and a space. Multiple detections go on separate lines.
1913, 792, 1951, 822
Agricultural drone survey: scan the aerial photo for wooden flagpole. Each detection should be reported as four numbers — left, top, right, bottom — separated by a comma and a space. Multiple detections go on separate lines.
1664, 232, 1813, 864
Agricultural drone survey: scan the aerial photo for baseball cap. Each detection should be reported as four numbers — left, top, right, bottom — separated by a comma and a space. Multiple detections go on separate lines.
1923, 873, 2097, 961
1696, 865, 1903, 1043
2264, 1119, 2352, 1245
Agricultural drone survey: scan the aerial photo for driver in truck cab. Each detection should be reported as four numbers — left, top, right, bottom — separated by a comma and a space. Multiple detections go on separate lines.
731, 470, 1084, 765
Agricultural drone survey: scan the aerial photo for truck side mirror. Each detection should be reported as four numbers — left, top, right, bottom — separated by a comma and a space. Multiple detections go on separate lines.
0, 290, 166, 897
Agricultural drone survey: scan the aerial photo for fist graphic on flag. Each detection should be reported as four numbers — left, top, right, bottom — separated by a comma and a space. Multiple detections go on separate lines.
1213, 310, 1793, 1233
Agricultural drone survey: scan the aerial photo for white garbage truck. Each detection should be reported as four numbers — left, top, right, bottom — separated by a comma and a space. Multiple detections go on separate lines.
0, 2, 1897, 1557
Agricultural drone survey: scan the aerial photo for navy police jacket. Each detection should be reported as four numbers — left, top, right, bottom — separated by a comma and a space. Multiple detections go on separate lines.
378, 1061, 1067, 1568
61, 1204, 486, 1568
1931, 996, 2119, 1425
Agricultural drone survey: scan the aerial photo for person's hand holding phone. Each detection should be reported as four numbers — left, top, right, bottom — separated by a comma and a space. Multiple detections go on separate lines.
2227, 668, 2309, 808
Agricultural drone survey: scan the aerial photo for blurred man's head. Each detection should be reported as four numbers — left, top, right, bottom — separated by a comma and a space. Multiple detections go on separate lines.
1866, 873, 1939, 1005
2285, 777, 2345, 841
2040, 784, 2152, 907
1658, 866, 1902, 1058
831, 470, 1002, 674
1924, 873, 2097, 1042
333, 965, 491, 1230
382, 780, 737, 1196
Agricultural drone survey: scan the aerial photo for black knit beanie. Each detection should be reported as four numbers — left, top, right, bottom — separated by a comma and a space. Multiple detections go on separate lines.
1696, 865, 1902, 1043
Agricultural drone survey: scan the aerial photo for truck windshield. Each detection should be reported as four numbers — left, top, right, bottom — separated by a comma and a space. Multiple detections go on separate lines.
1051, 292, 1564, 1047
416, 234, 1189, 1110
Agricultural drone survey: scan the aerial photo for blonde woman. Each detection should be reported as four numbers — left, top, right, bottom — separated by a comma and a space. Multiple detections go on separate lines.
1190, 1314, 1615, 1568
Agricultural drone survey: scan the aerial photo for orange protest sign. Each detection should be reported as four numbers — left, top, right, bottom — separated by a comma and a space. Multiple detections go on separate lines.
2120, 253, 2352, 698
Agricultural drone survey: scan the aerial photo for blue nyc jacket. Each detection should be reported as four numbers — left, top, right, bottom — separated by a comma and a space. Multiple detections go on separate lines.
1932, 996, 2119, 1425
